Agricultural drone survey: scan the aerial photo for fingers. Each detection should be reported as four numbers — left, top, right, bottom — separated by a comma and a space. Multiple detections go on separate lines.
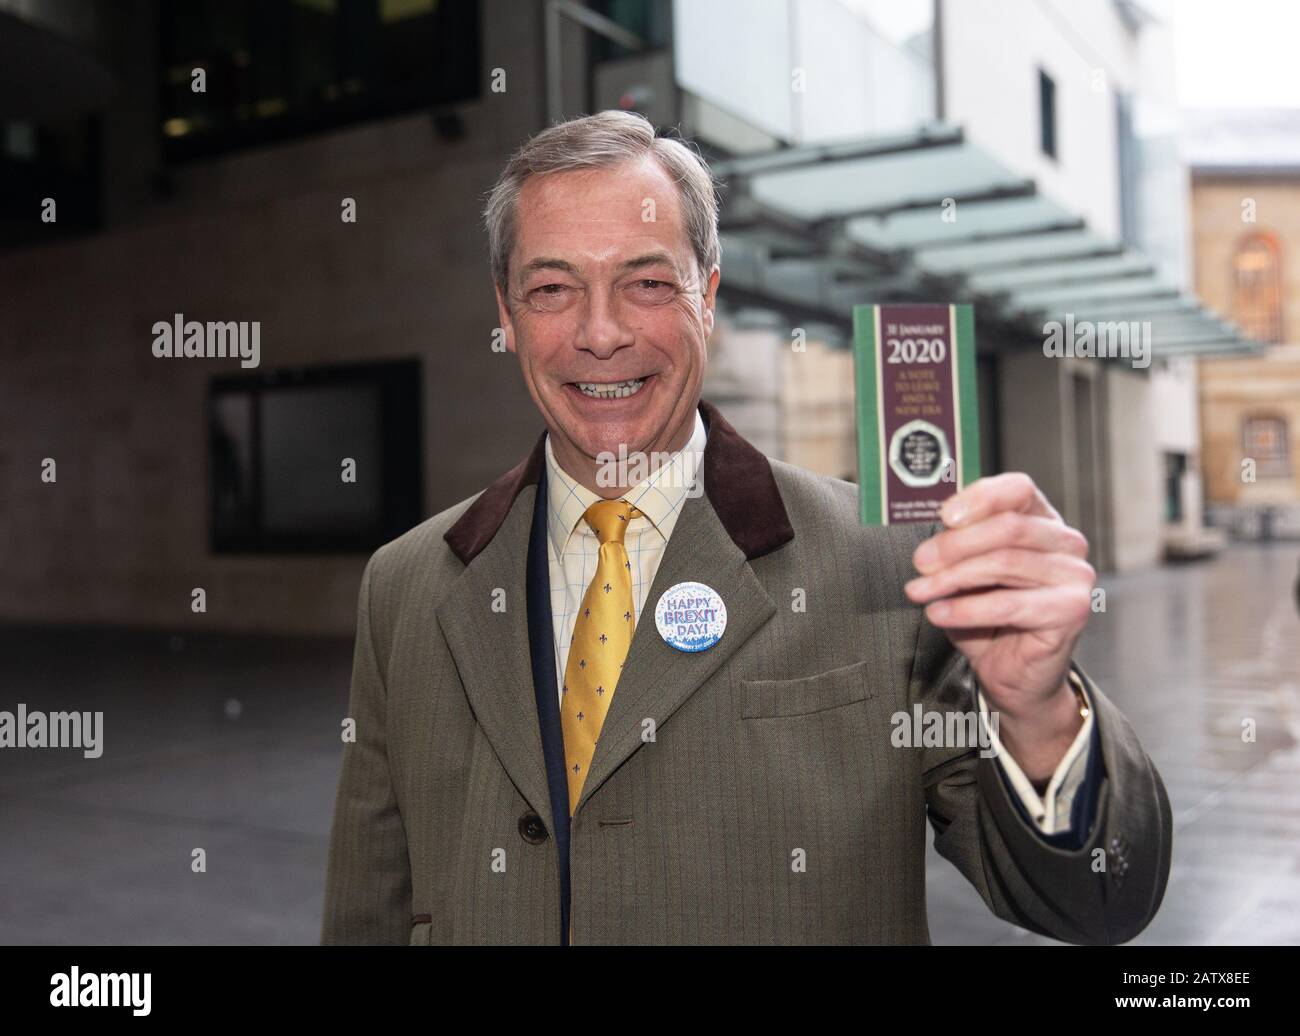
922, 585, 1094, 630
913, 511, 1089, 575
939, 472, 1061, 528
905, 548, 1095, 604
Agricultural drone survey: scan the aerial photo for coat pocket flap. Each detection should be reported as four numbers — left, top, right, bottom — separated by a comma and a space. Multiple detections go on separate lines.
739, 659, 876, 718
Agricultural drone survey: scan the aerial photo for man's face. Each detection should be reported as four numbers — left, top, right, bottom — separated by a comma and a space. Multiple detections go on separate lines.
495, 155, 718, 487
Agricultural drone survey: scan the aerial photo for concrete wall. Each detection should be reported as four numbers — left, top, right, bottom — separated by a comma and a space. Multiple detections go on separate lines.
701, 315, 855, 480
0, 0, 549, 635
997, 350, 1069, 513
780, 341, 856, 481
1151, 357, 1205, 531
1105, 366, 1163, 570
701, 317, 782, 457
673, 0, 932, 145
941, 0, 1141, 240
995, 349, 1163, 571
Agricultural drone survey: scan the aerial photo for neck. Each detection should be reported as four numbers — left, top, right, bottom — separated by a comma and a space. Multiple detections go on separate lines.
552, 411, 697, 498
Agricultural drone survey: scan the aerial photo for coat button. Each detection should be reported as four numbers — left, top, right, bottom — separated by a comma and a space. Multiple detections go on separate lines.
518, 812, 548, 844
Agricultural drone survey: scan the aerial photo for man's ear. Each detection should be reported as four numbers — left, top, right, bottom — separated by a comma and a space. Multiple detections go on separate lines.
701, 266, 720, 339
493, 283, 517, 354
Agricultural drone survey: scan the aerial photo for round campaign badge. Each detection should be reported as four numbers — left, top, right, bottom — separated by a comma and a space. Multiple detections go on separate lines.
655, 581, 727, 653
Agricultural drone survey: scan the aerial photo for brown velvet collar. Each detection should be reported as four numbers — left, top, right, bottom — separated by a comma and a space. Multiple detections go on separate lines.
443, 399, 794, 564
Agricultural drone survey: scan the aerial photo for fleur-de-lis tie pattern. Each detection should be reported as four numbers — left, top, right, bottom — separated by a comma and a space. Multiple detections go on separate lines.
560, 499, 643, 815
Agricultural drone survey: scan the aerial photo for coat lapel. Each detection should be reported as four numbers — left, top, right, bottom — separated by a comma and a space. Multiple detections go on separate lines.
436, 439, 553, 819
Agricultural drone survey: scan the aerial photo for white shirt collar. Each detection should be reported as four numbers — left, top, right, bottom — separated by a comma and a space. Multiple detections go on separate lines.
544, 408, 707, 561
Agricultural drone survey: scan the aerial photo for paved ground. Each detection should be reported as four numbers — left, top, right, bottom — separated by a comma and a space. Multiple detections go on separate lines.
2, 542, 1298, 945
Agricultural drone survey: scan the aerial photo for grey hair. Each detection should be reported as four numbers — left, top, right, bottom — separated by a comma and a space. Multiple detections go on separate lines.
483, 109, 721, 295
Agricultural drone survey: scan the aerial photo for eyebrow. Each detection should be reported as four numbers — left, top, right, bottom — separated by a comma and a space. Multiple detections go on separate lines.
619, 252, 678, 273
518, 252, 680, 280
519, 257, 580, 278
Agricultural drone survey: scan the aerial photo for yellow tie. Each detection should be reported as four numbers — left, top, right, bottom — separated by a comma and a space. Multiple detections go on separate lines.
561, 499, 643, 817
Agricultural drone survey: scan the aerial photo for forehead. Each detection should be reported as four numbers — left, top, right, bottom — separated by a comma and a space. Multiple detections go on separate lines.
512, 155, 689, 267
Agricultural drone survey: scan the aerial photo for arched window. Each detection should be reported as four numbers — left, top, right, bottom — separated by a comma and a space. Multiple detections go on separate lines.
1242, 414, 1290, 477
1233, 232, 1283, 343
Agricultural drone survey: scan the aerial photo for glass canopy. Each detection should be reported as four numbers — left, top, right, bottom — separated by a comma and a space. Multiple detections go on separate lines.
715, 123, 1260, 360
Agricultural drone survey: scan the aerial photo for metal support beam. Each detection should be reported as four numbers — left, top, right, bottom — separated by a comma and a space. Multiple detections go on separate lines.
812, 180, 1037, 228
960, 245, 1127, 275
711, 125, 965, 179
907, 219, 1087, 252
545, 0, 645, 124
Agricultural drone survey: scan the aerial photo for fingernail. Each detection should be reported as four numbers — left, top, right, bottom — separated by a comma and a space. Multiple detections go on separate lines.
914, 540, 938, 571
905, 577, 930, 597
928, 601, 950, 621
941, 499, 965, 526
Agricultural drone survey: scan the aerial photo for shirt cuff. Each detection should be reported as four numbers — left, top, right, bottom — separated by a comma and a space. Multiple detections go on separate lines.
976, 670, 1094, 835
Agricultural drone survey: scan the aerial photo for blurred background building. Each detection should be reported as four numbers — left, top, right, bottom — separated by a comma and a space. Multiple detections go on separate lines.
0, 0, 1262, 645
1186, 108, 1300, 541
677, 0, 1249, 572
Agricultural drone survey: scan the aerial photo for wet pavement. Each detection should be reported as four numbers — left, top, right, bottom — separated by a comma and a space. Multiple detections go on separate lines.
2, 543, 1298, 944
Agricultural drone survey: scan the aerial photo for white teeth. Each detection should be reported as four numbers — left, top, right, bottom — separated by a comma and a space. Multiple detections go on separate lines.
576, 378, 646, 399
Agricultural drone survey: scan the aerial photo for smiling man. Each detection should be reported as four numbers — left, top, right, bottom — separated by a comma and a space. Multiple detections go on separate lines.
321, 110, 1172, 946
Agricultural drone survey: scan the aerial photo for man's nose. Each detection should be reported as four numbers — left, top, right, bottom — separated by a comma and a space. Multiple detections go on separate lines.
577, 286, 634, 358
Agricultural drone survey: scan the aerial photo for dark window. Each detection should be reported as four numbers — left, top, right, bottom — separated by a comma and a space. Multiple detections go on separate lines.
0, 114, 102, 250
976, 353, 1002, 477
1038, 68, 1057, 160
1163, 452, 1186, 524
160, 0, 481, 162
209, 358, 423, 552
1116, 92, 1138, 245
1233, 232, 1284, 344
589, 0, 671, 62
1242, 414, 1290, 478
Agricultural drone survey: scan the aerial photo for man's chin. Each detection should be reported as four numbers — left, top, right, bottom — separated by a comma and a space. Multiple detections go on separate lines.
574, 428, 655, 461
550, 388, 667, 454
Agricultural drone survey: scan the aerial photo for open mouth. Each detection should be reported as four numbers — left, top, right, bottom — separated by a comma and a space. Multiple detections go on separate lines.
569, 377, 649, 400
